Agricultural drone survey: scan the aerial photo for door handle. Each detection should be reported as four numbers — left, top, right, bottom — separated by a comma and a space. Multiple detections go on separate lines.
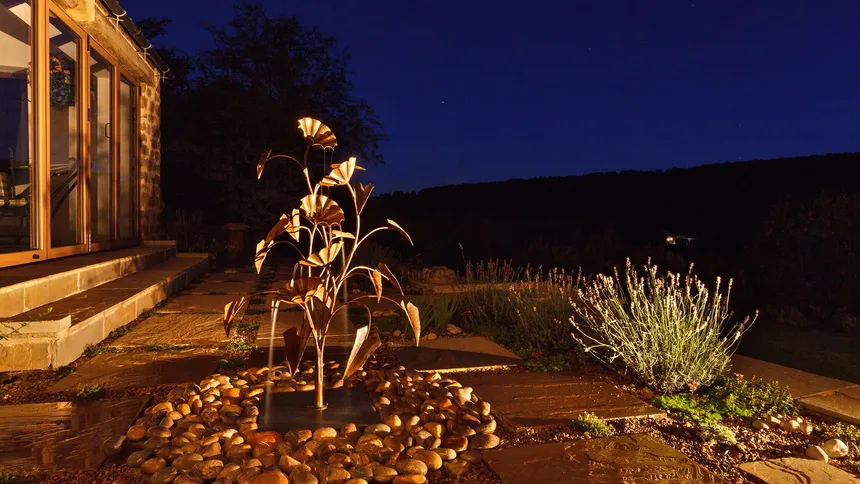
104, 122, 111, 139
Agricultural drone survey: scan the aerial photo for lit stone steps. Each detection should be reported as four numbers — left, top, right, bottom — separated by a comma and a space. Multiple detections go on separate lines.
0, 243, 176, 318
0, 253, 209, 371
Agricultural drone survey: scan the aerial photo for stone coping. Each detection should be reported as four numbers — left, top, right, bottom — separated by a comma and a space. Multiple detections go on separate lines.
0, 255, 209, 371
0, 245, 176, 318
393, 336, 524, 372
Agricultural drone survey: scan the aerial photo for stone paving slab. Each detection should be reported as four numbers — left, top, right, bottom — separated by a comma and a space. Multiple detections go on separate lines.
737, 457, 859, 483
50, 349, 221, 392
186, 280, 259, 295
798, 389, 860, 426
483, 434, 724, 483
0, 397, 148, 472
394, 336, 523, 372
458, 371, 664, 428
730, 354, 858, 398
109, 313, 230, 348
156, 294, 243, 314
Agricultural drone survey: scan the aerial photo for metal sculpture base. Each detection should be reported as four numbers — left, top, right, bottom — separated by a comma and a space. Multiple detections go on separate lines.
258, 384, 379, 432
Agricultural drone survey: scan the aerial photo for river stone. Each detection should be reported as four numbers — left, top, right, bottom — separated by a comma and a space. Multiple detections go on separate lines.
326, 467, 352, 483
372, 465, 398, 483
290, 470, 319, 484
218, 463, 243, 480
127, 424, 147, 441
313, 427, 338, 441
141, 457, 166, 474
193, 459, 225, 479
236, 467, 262, 484
253, 470, 290, 484
469, 433, 500, 450
395, 458, 428, 476
127, 450, 153, 467
805, 445, 830, 463
365, 424, 392, 438
344, 480, 368, 484
443, 459, 470, 478
821, 439, 849, 458
433, 448, 457, 461
413, 450, 443, 470
350, 464, 374, 480
175, 475, 204, 484
150, 467, 179, 484
393, 476, 426, 484
459, 450, 483, 463
101, 435, 126, 456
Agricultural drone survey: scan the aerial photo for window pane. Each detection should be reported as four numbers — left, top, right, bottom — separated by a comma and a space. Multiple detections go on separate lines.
118, 78, 135, 239
49, 13, 82, 247
89, 49, 112, 242
0, 0, 35, 253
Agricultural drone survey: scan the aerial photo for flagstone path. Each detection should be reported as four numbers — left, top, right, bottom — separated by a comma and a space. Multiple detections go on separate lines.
737, 457, 859, 484
395, 336, 524, 372
109, 313, 230, 348
0, 398, 149, 473
731, 354, 860, 425
458, 371, 664, 427
483, 434, 724, 483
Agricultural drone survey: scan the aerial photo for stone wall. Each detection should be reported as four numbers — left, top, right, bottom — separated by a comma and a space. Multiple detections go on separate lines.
139, 83, 164, 240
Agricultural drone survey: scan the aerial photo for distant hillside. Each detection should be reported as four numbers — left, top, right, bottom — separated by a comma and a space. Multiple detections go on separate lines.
367, 152, 860, 267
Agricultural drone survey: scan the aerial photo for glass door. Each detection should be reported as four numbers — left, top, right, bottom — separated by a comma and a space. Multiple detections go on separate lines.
88, 48, 112, 244
47, 11, 84, 250
0, 0, 38, 260
117, 77, 136, 240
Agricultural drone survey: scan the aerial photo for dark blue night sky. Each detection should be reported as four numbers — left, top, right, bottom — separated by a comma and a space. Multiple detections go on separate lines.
123, 0, 860, 193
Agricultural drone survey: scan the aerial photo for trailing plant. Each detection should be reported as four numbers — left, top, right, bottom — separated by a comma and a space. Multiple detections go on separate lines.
222, 117, 420, 409
74, 384, 104, 401
571, 259, 756, 393
524, 352, 573, 372
651, 393, 723, 426
569, 412, 615, 437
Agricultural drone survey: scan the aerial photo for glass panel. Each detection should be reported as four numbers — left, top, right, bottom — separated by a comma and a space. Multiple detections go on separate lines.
49, 13, 82, 247
89, 49, 112, 243
0, 0, 36, 254
118, 78, 135, 239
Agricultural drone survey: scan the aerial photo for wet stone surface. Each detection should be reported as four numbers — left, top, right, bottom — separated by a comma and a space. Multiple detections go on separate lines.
483, 434, 725, 483
458, 371, 664, 427
50, 350, 222, 392
0, 398, 148, 472
258, 384, 380, 432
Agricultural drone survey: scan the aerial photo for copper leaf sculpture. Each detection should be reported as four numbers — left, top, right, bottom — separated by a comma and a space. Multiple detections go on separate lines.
224, 117, 419, 409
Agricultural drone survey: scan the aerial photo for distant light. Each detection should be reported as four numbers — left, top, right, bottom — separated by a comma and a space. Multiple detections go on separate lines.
666, 236, 676, 244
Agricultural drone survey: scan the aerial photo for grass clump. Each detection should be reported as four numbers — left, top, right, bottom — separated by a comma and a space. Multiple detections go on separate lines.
237, 321, 261, 332
107, 326, 133, 339
54, 365, 75, 381
699, 423, 737, 445
74, 384, 104, 401
569, 412, 615, 437
571, 259, 756, 393
705, 374, 798, 417
221, 341, 255, 352
83, 344, 109, 358
144, 344, 188, 352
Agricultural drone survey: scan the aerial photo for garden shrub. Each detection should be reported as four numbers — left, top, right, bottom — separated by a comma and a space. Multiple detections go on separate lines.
821, 422, 860, 458
571, 259, 756, 393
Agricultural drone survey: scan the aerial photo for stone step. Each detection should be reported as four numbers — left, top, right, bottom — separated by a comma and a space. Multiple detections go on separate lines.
0, 243, 177, 318
0, 253, 209, 371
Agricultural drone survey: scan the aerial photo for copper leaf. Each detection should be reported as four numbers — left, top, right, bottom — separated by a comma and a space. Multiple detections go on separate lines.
297, 117, 337, 150
387, 219, 413, 245
400, 300, 421, 347
378, 262, 403, 295
300, 242, 343, 267
354, 182, 374, 214
320, 157, 360, 187
223, 297, 248, 337
300, 194, 345, 225
342, 325, 382, 382
371, 269, 383, 302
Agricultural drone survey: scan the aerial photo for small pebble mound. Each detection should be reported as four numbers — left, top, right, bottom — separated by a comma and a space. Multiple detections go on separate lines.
110, 359, 498, 483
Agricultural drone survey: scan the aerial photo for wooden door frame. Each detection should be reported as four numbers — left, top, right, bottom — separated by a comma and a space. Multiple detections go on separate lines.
115, 71, 140, 246
44, 3, 89, 259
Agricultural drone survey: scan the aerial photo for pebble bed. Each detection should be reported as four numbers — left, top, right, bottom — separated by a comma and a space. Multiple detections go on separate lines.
107, 357, 500, 484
